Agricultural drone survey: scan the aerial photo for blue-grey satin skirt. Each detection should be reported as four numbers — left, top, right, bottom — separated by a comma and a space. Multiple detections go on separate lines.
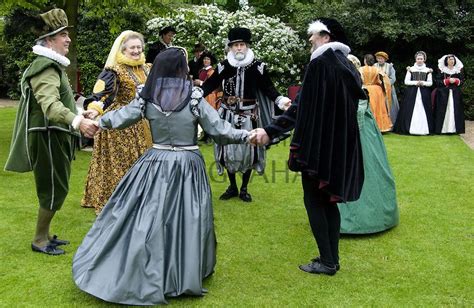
73, 148, 216, 305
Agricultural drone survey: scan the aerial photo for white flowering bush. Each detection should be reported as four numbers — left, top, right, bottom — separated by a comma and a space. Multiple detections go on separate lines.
146, 4, 304, 90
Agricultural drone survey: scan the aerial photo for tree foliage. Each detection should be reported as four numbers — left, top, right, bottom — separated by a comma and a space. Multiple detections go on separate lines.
147, 5, 304, 91
274, 0, 473, 118
1, 0, 473, 118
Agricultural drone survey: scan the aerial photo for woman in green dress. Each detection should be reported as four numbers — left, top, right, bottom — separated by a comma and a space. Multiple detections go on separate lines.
338, 55, 399, 234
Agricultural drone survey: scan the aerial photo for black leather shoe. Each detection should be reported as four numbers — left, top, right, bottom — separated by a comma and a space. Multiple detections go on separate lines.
49, 235, 70, 246
219, 186, 239, 200
299, 260, 337, 276
31, 242, 65, 255
239, 188, 252, 202
312, 256, 340, 271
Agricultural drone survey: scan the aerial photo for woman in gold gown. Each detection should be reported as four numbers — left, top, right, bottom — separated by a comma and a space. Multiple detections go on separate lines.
81, 31, 152, 214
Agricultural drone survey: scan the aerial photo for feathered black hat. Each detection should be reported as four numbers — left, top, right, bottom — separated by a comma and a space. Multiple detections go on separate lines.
307, 18, 348, 45
227, 27, 251, 46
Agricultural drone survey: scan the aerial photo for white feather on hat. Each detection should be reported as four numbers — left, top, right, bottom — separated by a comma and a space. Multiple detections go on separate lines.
307, 20, 330, 35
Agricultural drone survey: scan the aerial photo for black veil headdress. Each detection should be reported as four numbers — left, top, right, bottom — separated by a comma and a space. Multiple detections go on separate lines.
140, 47, 192, 112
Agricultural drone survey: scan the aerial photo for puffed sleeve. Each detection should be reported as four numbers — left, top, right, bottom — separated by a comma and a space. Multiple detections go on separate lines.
84, 69, 118, 112
424, 71, 433, 87
255, 62, 281, 102
194, 98, 248, 145
99, 97, 145, 130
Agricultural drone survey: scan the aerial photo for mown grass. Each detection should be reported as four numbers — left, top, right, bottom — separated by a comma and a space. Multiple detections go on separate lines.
0, 107, 473, 307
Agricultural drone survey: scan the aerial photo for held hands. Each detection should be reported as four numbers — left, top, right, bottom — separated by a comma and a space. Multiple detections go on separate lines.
83, 109, 100, 120
248, 128, 270, 146
79, 118, 99, 138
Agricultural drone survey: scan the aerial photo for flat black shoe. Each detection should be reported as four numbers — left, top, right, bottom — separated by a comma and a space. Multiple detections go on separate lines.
49, 235, 70, 246
299, 260, 337, 276
31, 242, 65, 255
239, 188, 252, 202
312, 256, 340, 271
219, 186, 239, 200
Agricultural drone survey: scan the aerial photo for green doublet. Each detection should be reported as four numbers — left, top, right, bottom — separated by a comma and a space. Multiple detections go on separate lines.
5, 56, 79, 211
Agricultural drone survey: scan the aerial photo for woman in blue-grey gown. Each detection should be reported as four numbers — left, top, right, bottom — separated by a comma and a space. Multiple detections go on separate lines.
72, 47, 249, 305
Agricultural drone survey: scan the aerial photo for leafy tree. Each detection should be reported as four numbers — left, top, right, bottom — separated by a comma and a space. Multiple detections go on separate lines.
0, 0, 168, 97
147, 4, 304, 91
267, 0, 474, 118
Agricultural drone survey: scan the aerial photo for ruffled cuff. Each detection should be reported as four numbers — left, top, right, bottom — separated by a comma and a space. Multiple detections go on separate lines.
275, 96, 290, 110
72, 115, 84, 130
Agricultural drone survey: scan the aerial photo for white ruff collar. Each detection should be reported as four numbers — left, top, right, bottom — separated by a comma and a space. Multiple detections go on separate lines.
310, 42, 350, 61
438, 55, 463, 74
32, 45, 70, 67
227, 48, 255, 68
409, 63, 431, 73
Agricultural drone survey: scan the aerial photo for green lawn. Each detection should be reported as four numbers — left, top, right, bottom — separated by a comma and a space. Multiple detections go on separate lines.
0, 107, 473, 306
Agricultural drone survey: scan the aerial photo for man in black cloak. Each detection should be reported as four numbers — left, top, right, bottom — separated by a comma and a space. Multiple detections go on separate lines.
250, 18, 366, 275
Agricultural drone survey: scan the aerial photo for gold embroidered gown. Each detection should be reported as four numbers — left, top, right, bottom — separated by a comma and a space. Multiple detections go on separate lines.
81, 63, 152, 213
359, 66, 393, 132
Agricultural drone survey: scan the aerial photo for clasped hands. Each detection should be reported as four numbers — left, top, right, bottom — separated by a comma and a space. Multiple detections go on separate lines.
80, 109, 100, 138
247, 97, 290, 146
248, 128, 270, 146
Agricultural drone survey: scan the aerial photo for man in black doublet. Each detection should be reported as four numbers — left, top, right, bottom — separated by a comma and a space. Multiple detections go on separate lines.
202, 27, 291, 202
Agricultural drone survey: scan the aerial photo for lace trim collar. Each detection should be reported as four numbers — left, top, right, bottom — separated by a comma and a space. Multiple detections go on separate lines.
438, 55, 463, 74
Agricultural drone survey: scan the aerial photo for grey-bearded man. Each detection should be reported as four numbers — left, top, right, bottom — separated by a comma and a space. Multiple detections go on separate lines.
201, 27, 290, 202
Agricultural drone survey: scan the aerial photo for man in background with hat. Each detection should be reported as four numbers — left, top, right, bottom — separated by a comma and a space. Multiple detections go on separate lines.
374, 51, 400, 124
201, 27, 291, 203
146, 25, 176, 63
250, 18, 366, 275
4, 8, 98, 255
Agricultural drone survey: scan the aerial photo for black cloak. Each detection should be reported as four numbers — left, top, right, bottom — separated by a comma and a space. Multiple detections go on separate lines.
285, 48, 365, 202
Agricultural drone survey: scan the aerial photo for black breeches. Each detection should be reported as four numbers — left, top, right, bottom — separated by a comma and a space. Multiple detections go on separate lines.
302, 174, 340, 267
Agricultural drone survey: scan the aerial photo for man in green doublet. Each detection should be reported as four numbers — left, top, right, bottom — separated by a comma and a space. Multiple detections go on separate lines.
4, 9, 98, 255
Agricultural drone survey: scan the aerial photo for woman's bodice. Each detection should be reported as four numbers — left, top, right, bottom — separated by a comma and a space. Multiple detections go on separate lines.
99, 89, 248, 147
145, 101, 200, 145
